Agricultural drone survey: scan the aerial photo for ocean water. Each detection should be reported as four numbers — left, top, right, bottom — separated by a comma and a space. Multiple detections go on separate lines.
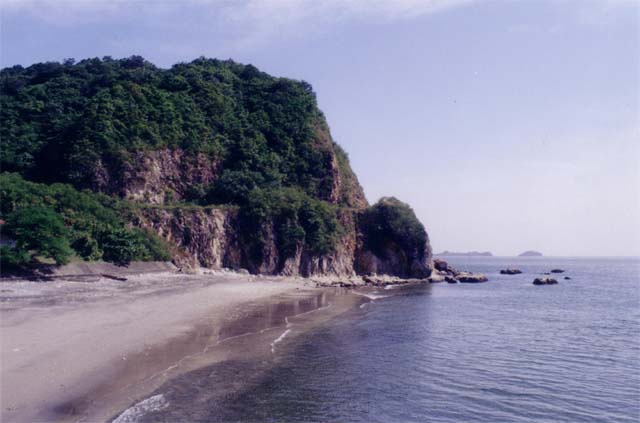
139, 257, 640, 422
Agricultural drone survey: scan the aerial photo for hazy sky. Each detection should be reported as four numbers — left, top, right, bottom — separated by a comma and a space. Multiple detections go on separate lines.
2, 0, 639, 256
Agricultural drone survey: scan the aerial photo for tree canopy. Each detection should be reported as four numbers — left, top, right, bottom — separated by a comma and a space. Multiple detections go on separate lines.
0, 173, 170, 268
0, 56, 338, 203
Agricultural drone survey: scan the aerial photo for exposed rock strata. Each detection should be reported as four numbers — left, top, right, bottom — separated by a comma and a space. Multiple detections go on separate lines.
91, 123, 368, 209
92, 149, 221, 204
134, 207, 432, 278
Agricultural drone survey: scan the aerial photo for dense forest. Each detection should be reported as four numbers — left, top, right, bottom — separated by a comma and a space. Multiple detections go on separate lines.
0, 57, 428, 272
1, 56, 337, 200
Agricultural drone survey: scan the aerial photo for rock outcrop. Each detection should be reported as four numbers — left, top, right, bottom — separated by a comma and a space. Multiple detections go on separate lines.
500, 268, 522, 275
134, 206, 432, 278
427, 259, 487, 283
533, 277, 558, 285
456, 272, 489, 283
92, 149, 221, 204
0, 57, 430, 279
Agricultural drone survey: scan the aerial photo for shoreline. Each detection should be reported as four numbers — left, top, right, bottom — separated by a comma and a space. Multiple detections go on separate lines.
0, 272, 367, 422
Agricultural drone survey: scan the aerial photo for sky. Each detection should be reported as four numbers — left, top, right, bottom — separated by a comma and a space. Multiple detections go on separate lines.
1, 0, 639, 256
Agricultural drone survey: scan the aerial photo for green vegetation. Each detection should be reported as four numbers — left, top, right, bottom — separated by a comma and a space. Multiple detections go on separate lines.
359, 197, 428, 258
4, 206, 73, 265
0, 173, 170, 268
0, 56, 338, 202
1, 57, 427, 272
0, 57, 359, 267
240, 187, 339, 261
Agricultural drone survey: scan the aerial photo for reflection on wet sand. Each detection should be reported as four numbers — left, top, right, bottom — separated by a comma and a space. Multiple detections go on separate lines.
217, 291, 329, 342
107, 288, 363, 423
43, 288, 354, 423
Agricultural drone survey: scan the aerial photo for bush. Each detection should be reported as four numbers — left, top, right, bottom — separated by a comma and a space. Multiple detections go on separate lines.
206, 169, 265, 205
359, 197, 427, 258
4, 206, 73, 265
0, 246, 30, 270
0, 173, 171, 267
239, 187, 340, 263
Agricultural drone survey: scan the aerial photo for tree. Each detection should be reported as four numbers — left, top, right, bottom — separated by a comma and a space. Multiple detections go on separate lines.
4, 206, 73, 265
99, 228, 142, 266
359, 197, 427, 257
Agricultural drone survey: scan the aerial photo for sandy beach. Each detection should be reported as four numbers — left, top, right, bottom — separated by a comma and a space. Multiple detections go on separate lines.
0, 272, 361, 422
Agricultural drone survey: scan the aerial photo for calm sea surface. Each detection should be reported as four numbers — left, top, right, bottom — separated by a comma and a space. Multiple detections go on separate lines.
143, 257, 640, 422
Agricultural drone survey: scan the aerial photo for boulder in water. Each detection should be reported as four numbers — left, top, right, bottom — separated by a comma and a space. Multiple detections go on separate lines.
550, 269, 565, 273
533, 277, 558, 285
500, 268, 522, 275
457, 272, 488, 283
427, 273, 445, 283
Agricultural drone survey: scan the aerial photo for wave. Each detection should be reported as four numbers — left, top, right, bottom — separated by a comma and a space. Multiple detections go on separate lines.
353, 291, 391, 300
113, 394, 169, 423
271, 329, 292, 353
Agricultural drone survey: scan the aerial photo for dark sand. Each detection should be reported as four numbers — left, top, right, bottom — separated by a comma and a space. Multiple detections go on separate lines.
0, 273, 363, 422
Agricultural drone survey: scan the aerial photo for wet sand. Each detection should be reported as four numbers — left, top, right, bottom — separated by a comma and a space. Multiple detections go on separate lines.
0, 272, 363, 422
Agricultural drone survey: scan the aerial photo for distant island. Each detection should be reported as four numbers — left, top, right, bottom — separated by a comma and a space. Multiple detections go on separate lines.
435, 251, 493, 257
518, 250, 543, 257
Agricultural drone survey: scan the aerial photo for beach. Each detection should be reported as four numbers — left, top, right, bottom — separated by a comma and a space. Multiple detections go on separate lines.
0, 272, 362, 422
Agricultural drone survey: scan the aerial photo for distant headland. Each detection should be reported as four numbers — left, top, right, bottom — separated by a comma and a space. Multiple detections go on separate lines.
518, 250, 543, 257
435, 251, 493, 257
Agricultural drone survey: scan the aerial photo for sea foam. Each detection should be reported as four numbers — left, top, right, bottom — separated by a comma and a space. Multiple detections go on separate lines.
113, 394, 169, 423
270, 329, 291, 353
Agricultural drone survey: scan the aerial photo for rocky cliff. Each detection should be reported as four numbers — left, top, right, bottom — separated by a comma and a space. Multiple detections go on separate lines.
133, 203, 432, 278
90, 120, 368, 210
0, 56, 431, 278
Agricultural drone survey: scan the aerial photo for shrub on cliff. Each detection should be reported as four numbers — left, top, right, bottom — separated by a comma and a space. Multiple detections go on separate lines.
240, 187, 340, 262
0, 173, 170, 267
359, 197, 427, 258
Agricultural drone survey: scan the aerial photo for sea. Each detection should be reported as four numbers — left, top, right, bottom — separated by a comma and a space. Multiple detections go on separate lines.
130, 257, 640, 423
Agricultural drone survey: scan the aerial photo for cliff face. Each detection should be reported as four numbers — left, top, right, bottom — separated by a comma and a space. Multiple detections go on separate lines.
89, 120, 368, 209
134, 206, 431, 278
92, 149, 221, 204
1, 57, 431, 278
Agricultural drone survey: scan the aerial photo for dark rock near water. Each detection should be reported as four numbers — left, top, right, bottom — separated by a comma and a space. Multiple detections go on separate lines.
429, 259, 488, 284
433, 259, 453, 272
533, 277, 558, 285
550, 269, 565, 273
564, 276, 571, 280
500, 268, 522, 275
457, 272, 489, 283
